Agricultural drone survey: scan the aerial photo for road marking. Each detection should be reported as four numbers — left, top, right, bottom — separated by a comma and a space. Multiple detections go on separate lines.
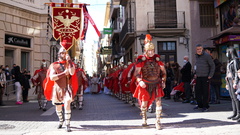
41, 106, 55, 116
162, 103, 169, 106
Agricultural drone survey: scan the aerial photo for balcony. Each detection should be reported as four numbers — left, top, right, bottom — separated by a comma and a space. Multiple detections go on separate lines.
119, 18, 135, 49
120, 0, 128, 6
147, 11, 186, 36
110, 18, 122, 40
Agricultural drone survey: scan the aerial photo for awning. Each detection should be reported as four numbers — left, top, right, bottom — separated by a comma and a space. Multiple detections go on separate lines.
210, 25, 240, 40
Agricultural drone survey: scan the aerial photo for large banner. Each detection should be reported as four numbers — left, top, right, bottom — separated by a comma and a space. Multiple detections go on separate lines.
52, 6, 82, 51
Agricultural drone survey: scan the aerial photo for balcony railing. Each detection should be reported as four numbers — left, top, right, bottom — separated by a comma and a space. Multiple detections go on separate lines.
110, 19, 121, 31
147, 11, 185, 29
119, 18, 134, 44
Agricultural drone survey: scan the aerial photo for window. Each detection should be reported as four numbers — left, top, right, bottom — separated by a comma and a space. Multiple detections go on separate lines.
154, 0, 177, 28
21, 52, 29, 71
199, 2, 215, 27
157, 41, 176, 63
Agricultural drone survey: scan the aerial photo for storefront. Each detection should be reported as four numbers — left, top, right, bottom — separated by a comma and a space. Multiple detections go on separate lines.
210, 0, 240, 97
211, 25, 240, 96
0, 2, 49, 74
4, 34, 32, 71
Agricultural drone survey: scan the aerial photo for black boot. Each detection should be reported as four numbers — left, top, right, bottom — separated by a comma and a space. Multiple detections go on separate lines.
232, 114, 240, 120
228, 100, 237, 119
237, 118, 240, 123
228, 114, 237, 119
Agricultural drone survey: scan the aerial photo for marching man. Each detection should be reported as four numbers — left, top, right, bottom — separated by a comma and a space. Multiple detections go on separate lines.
44, 47, 78, 132
133, 34, 166, 130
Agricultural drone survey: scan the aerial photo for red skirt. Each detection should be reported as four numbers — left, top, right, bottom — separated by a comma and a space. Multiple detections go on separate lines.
133, 84, 164, 108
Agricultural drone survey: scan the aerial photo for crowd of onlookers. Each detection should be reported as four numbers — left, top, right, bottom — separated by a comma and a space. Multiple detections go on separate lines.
0, 64, 31, 106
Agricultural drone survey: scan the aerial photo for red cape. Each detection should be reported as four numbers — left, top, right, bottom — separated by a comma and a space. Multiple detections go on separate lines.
31, 69, 42, 84
120, 63, 135, 93
43, 63, 78, 101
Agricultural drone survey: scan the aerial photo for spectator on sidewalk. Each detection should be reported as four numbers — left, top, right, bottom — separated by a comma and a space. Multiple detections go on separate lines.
11, 64, 16, 80
164, 62, 174, 99
181, 56, 192, 103
172, 62, 182, 86
14, 66, 23, 105
194, 44, 215, 112
209, 51, 222, 104
4, 65, 11, 81
0, 65, 6, 106
22, 71, 31, 103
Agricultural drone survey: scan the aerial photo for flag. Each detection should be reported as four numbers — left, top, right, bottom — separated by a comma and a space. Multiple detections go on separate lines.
52, 5, 82, 51
81, 5, 101, 40
80, 5, 89, 40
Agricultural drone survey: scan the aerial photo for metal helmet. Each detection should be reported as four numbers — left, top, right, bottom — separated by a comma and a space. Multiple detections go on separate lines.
144, 34, 155, 51
144, 42, 155, 51
58, 47, 67, 54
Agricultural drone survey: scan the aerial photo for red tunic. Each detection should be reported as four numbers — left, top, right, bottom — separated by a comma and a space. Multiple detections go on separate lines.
133, 54, 165, 108
43, 61, 78, 101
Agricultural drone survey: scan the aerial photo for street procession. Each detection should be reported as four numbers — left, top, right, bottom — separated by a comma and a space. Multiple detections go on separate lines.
1, 0, 240, 135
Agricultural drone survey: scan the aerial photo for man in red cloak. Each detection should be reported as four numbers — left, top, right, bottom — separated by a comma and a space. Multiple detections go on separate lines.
133, 34, 166, 130
43, 47, 78, 132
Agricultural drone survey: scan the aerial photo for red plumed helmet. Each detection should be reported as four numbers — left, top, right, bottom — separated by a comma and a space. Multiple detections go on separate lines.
144, 34, 152, 44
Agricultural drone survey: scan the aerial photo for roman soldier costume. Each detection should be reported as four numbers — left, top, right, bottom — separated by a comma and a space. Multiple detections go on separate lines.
133, 34, 166, 130
32, 63, 48, 111
44, 47, 78, 132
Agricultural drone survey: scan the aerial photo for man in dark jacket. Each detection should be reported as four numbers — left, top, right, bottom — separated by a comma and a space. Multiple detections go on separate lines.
181, 56, 192, 103
194, 44, 215, 112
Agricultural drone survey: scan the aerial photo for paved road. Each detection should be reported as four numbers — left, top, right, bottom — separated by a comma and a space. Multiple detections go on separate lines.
0, 90, 240, 135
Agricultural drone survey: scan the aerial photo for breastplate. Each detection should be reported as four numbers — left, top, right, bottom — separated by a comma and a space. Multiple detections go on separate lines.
142, 60, 160, 83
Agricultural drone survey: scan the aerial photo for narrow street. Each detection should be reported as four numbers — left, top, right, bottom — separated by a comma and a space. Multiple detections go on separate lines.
0, 89, 240, 135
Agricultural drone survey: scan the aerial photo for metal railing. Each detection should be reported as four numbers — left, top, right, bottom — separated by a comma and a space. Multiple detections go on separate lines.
147, 11, 185, 29
119, 18, 134, 44
3, 79, 16, 101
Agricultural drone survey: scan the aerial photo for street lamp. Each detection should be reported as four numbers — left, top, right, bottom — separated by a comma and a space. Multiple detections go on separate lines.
50, 37, 57, 63
138, 34, 145, 53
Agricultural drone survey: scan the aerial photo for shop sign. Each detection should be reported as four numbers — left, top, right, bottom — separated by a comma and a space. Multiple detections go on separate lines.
101, 46, 112, 55
214, 0, 228, 8
229, 35, 240, 41
5, 34, 31, 48
103, 28, 112, 34
214, 35, 229, 45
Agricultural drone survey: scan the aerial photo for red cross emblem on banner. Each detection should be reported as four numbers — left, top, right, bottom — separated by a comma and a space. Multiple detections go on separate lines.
52, 7, 82, 51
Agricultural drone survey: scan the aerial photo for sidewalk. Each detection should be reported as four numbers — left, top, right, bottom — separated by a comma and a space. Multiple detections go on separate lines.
3, 86, 37, 102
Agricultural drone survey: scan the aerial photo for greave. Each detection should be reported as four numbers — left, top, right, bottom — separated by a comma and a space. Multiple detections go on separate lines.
42, 100, 48, 111
38, 100, 42, 109
65, 112, 71, 126
56, 111, 64, 129
155, 106, 162, 130
141, 107, 147, 126
78, 96, 83, 110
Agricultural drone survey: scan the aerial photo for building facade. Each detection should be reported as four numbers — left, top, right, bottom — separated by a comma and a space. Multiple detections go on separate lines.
0, 0, 51, 73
